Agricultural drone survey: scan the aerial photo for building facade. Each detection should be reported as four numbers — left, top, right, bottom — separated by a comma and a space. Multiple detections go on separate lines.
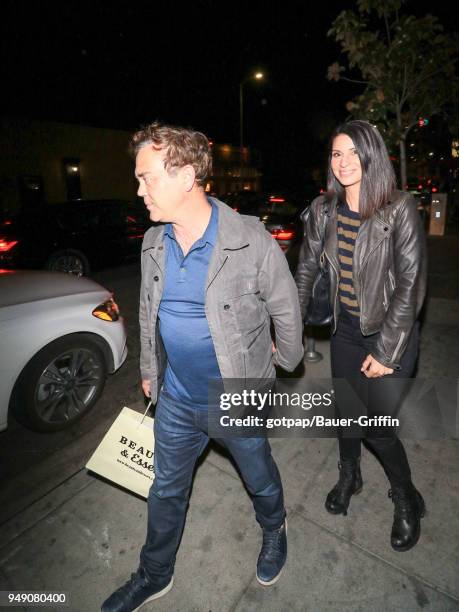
205, 142, 262, 196
1, 118, 263, 215
1, 118, 137, 214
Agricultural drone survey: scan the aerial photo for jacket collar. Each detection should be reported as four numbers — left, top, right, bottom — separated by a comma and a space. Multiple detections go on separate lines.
323, 189, 408, 229
209, 197, 251, 250
143, 225, 165, 250
142, 197, 251, 252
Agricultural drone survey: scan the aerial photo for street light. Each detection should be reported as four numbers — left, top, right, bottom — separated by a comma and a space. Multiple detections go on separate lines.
239, 72, 264, 187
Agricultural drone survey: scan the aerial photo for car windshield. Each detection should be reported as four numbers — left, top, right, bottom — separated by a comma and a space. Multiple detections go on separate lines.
259, 201, 298, 218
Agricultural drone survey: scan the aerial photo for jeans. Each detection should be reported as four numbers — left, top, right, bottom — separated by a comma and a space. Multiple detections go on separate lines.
139, 390, 285, 583
330, 308, 420, 487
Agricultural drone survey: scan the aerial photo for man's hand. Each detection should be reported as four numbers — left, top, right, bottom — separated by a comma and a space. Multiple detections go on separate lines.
361, 354, 394, 378
142, 379, 151, 397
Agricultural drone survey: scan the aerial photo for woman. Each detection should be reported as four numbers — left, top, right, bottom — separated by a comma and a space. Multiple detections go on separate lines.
296, 120, 427, 551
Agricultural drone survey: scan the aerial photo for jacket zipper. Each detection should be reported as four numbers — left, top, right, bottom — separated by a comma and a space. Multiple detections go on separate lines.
388, 269, 395, 291
356, 230, 391, 334
324, 251, 339, 329
357, 234, 389, 280
392, 331, 406, 363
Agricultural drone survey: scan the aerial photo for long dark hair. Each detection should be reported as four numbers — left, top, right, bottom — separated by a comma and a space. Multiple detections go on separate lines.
326, 120, 397, 219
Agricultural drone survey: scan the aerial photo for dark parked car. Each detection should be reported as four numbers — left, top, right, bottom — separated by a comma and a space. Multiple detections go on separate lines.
258, 196, 302, 249
0, 199, 150, 275
224, 192, 306, 271
258, 196, 306, 271
223, 191, 263, 216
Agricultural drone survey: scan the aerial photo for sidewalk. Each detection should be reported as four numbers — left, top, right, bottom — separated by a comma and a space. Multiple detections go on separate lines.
1, 216, 459, 612
0, 293, 458, 612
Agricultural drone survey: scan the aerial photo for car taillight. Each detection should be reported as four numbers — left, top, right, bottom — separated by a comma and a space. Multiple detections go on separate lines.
271, 229, 295, 241
92, 297, 120, 321
431, 187, 438, 193
0, 239, 18, 252
269, 197, 285, 203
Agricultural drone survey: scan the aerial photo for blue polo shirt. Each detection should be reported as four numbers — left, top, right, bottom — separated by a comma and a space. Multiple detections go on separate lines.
158, 201, 221, 407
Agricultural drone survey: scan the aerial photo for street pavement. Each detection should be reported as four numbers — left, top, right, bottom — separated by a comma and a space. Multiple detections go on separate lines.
0, 227, 458, 612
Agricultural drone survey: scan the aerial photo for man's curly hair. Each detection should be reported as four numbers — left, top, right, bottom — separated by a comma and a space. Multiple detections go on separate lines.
130, 121, 212, 186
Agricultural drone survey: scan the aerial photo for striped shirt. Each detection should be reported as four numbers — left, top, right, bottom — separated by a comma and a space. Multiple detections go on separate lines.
337, 202, 361, 317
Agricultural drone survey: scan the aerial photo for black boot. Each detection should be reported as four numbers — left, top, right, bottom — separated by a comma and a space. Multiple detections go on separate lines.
389, 485, 426, 552
325, 457, 363, 516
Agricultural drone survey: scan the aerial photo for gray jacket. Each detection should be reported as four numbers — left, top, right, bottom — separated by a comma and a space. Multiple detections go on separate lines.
139, 198, 304, 403
295, 191, 427, 370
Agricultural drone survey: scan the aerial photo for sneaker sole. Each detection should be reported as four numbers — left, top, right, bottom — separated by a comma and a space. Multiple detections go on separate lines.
132, 577, 174, 611
256, 519, 287, 587
256, 568, 284, 587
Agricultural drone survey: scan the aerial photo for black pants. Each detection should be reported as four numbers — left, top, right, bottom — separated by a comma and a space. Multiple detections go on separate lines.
330, 308, 420, 487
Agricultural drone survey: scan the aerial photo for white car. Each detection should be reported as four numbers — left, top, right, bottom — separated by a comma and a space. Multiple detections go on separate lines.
0, 270, 127, 432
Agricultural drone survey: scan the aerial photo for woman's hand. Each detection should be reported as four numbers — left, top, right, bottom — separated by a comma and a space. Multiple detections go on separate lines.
361, 354, 394, 378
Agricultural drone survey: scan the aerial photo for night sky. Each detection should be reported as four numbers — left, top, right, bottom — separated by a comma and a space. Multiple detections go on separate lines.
3, 1, 458, 193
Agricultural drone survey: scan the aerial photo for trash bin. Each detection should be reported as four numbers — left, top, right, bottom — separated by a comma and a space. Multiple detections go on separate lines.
428, 193, 447, 236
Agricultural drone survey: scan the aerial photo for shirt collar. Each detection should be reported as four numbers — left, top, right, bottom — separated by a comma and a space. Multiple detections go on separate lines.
163, 223, 174, 239
163, 199, 218, 247
339, 200, 361, 218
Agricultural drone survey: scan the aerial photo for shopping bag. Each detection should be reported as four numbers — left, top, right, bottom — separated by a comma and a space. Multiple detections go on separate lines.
86, 404, 155, 498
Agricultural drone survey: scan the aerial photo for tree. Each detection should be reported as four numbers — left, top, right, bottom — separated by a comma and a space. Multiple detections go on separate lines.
327, 0, 459, 188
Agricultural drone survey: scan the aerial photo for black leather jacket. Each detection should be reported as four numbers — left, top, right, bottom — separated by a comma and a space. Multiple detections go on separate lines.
295, 191, 427, 370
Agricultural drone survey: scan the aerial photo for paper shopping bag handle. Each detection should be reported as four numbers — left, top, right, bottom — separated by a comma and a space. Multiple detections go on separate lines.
137, 400, 153, 428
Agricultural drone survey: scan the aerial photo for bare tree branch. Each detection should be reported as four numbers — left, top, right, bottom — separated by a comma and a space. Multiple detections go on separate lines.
340, 76, 369, 85
384, 9, 391, 46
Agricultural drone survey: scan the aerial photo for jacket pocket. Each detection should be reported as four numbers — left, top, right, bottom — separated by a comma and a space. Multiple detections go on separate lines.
222, 277, 264, 333
243, 320, 272, 378
223, 277, 259, 299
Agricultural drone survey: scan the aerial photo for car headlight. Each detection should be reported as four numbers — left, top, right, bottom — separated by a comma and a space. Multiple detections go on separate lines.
92, 297, 120, 321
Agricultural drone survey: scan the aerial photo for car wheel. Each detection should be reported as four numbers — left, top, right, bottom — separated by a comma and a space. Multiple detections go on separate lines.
46, 249, 90, 276
11, 335, 107, 432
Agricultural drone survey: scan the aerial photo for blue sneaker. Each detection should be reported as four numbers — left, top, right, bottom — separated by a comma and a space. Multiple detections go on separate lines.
101, 567, 173, 611
256, 519, 287, 586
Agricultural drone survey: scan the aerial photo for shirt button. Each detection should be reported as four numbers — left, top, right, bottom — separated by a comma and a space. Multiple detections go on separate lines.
153, 276, 159, 281
224, 304, 230, 310
158, 246, 164, 250
384, 227, 389, 231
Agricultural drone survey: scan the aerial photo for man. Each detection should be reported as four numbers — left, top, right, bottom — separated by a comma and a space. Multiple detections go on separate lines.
102, 122, 303, 611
